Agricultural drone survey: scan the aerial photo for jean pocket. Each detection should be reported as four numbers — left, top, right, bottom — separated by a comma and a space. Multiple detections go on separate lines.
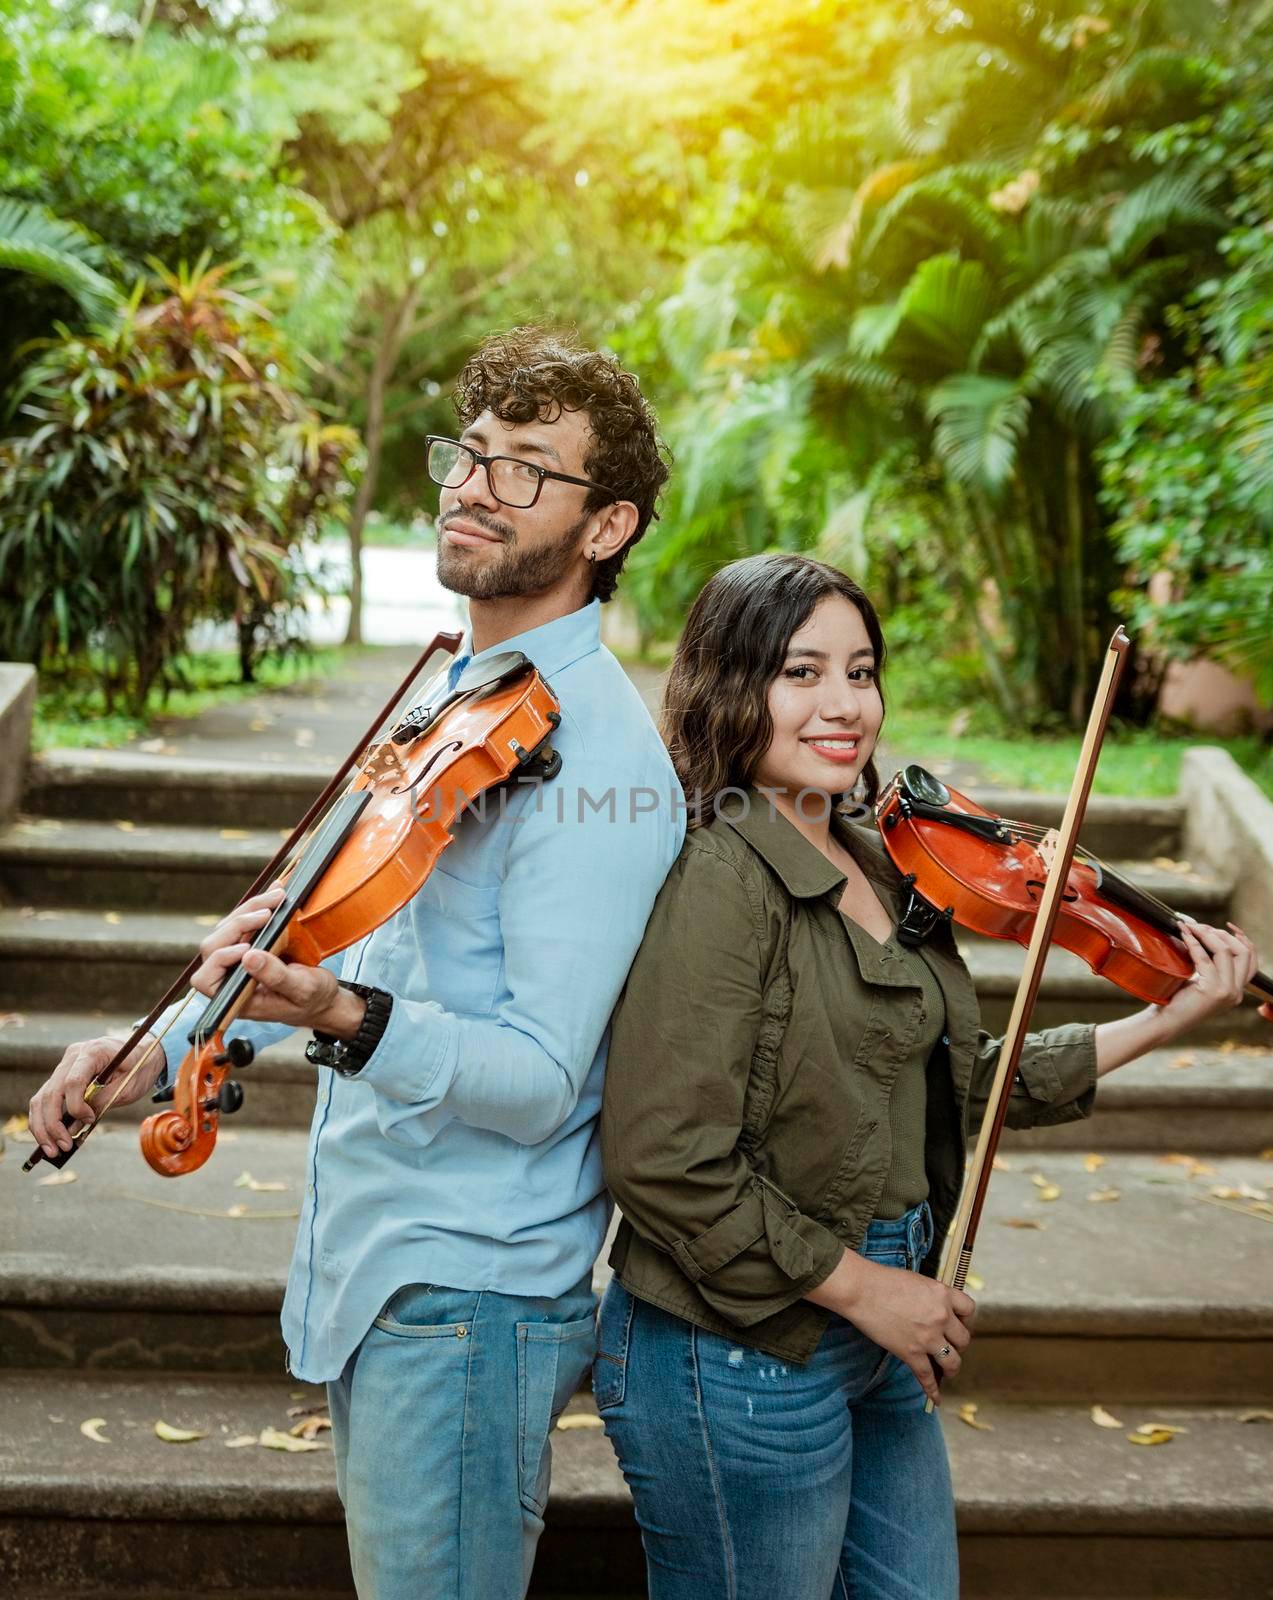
372, 1283, 481, 1337
591, 1282, 635, 1413
516, 1313, 596, 1520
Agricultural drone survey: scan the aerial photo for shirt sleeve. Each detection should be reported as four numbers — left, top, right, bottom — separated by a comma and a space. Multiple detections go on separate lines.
966, 1022, 1099, 1133
602, 841, 845, 1329
354, 763, 683, 1148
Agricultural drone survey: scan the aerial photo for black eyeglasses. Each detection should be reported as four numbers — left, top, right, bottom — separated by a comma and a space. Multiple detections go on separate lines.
425, 436, 617, 510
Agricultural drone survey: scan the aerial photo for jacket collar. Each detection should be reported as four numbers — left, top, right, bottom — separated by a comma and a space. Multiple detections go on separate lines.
718, 788, 900, 902
447, 599, 601, 690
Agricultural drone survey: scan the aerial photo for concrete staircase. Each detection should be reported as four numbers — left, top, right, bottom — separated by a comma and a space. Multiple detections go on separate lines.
1, 752, 1271, 1598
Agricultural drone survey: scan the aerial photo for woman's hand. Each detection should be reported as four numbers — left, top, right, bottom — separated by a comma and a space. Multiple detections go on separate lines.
806, 1250, 974, 1407
1154, 919, 1259, 1041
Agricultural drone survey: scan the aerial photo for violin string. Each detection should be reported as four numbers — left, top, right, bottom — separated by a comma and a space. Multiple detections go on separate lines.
932, 813, 1187, 930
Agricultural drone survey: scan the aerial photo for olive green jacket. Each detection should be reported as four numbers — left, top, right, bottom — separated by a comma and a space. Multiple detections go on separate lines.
601, 790, 1097, 1363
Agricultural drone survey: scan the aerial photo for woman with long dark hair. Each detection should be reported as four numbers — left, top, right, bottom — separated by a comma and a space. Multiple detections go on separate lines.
597, 552, 1257, 1598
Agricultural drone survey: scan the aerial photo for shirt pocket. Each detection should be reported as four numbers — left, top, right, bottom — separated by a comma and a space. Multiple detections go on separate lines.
418, 865, 503, 1016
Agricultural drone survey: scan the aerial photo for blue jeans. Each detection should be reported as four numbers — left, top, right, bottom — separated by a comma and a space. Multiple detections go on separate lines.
597, 1201, 958, 1599
326, 1275, 596, 1600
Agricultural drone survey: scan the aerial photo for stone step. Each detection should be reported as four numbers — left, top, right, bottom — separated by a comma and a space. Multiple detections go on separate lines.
0, 1012, 316, 1128
0, 805, 1230, 920
25, 751, 329, 829
4, 1011, 1272, 1152
23, 752, 1187, 860
1, 905, 1257, 1041
5, 1131, 1270, 1403
0, 816, 291, 912
958, 935, 1265, 1041
0, 1372, 1268, 1599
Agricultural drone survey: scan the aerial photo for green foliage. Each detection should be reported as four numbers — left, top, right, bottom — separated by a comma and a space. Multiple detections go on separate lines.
0, 259, 359, 712
1099, 39, 1273, 706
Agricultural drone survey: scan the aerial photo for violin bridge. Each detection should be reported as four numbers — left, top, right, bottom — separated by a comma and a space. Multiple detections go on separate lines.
1035, 828, 1061, 874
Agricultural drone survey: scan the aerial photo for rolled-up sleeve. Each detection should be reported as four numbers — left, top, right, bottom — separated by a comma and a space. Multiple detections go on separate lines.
967, 1022, 1099, 1133
602, 843, 844, 1327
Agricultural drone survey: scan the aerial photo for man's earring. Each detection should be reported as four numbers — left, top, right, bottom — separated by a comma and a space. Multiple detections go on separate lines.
588, 550, 598, 564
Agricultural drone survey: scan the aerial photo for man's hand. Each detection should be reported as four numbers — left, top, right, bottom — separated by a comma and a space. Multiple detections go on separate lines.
191, 884, 364, 1038
28, 1032, 167, 1158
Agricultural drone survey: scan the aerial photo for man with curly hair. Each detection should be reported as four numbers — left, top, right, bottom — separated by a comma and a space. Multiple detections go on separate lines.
29, 327, 684, 1598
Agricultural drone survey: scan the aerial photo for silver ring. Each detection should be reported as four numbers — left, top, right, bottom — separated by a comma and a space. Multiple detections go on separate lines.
938, 1344, 951, 1358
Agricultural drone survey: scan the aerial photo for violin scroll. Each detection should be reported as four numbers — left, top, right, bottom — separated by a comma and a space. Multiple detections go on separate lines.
139, 1034, 254, 1177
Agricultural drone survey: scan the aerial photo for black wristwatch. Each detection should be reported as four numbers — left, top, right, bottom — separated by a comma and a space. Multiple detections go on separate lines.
306, 981, 393, 1078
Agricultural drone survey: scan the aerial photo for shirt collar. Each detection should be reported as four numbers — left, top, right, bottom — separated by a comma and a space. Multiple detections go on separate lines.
718, 787, 900, 902
447, 599, 602, 690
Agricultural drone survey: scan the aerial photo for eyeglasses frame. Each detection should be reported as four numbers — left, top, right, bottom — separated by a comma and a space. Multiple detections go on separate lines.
425, 434, 619, 511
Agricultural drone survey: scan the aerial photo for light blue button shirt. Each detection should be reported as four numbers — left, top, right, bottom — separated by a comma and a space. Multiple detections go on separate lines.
150, 601, 684, 1380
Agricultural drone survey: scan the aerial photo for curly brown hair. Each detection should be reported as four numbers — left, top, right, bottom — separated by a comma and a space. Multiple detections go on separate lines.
452, 326, 671, 603
662, 553, 888, 829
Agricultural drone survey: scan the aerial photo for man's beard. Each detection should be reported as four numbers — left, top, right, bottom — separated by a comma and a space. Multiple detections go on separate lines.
436, 510, 591, 601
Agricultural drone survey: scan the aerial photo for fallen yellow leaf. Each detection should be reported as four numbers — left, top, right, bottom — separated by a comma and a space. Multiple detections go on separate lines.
289, 1416, 332, 1441
1029, 1173, 1051, 1188
1088, 1188, 1121, 1203
154, 1421, 205, 1443
37, 1170, 77, 1187
219, 829, 251, 840
195, 915, 219, 927
115, 820, 137, 833
1238, 1410, 1273, 1424
1158, 1153, 1216, 1178
2, 1114, 28, 1136
966, 1272, 986, 1292
556, 1414, 604, 1431
1036, 1184, 1062, 1202
0, 1013, 25, 1031
259, 1426, 327, 1453
224, 1435, 257, 1448
1090, 1405, 1123, 1429
80, 1417, 109, 1444
1000, 1218, 1046, 1230
991, 1156, 1015, 1172
1083, 1154, 1107, 1173
1258, 1149, 1273, 1163
103, 912, 122, 926
957, 1402, 993, 1432
1169, 1052, 1197, 1070
1127, 1427, 1176, 1447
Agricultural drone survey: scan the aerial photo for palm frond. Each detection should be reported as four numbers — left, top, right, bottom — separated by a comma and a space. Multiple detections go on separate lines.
926, 372, 1031, 497
0, 199, 120, 320
1106, 170, 1226, 266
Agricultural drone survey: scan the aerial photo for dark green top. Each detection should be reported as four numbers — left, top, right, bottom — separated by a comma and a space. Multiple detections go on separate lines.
873, 933, 945, 1219
601, 789, 1098, 1364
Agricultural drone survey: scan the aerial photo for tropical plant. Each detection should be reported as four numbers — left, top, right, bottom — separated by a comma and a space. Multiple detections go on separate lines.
0, 258, 359, 710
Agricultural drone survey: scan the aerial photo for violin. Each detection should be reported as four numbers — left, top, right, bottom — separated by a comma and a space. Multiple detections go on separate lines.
24, 635, 564, 1180
875, 762, 1273, 1012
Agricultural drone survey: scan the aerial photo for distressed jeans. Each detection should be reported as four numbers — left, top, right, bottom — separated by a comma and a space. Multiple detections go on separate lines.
596, 1201, 958, 1599
326, 1274, 596, 1600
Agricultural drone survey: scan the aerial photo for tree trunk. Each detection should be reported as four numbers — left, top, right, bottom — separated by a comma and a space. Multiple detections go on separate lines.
343, 281, 421, 647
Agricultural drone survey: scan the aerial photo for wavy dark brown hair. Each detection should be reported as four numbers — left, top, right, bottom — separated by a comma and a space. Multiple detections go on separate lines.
663, 553, 888, 829
453, 326, 671, 603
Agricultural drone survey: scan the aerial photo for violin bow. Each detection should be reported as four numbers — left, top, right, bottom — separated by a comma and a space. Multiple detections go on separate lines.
23, 628, 463, 1174
927, 625, 1132, 1411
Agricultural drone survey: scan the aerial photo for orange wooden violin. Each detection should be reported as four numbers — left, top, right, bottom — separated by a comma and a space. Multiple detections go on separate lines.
875, 763, 1273, 1012
24, 631, 564, 1179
